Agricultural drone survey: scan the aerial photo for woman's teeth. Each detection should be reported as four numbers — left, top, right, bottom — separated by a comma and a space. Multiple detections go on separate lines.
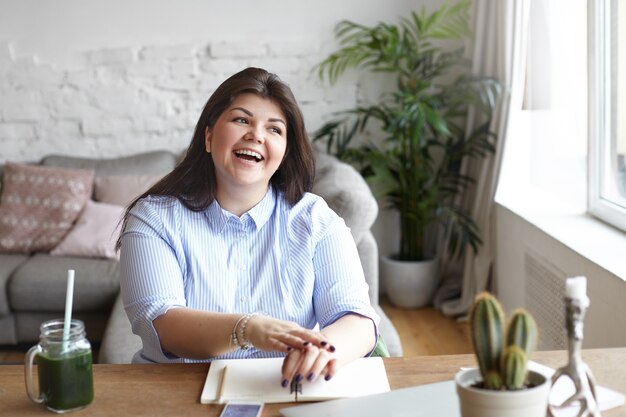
234, 149, 262, 162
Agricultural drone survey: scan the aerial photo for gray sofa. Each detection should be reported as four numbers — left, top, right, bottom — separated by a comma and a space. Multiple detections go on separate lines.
0, 150, 403, 361
0, 151, 178, 345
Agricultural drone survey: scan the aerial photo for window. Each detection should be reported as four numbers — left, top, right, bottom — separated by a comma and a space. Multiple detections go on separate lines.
500, 0, 626, 232
495, 0, 626, 284
588, 0, 626, 231
498, 0, 588, 213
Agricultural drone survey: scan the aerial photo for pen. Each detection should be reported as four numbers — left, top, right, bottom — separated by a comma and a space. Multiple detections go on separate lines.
290, 378, 302, 402
217, 366, 228, 403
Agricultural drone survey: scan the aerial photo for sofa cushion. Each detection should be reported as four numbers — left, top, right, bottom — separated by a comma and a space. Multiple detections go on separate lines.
94, 174, 164, 206
41, 150, 178, 177
9, 253, 119, 313
0, 163, 94, 254
312, 152, 378, 242
50, 200, 124, 260
0, 254, 29, 315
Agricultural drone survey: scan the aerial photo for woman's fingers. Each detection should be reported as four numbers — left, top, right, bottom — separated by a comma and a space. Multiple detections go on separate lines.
274, 328, 335, 352
289, 329, 335, 351
281, 349, 303, 387
294, 344, 321, 382
280, 344, 337, 387
301, 346, 333, 382
323, 357, 338, 381
246, 316, 334, 353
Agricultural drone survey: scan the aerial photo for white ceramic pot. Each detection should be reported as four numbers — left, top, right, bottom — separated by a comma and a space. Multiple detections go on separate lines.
455, 368, 551, 417
380, 255, 438, 308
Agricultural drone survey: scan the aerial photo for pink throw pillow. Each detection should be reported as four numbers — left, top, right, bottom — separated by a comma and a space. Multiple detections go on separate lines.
50, 200, 124, 259
94, 174, 163, 206
0, 163, 94, 253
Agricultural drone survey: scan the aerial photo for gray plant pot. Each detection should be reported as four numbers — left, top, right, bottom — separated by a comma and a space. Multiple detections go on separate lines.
455, 368, 551, 417
380, 255, 438, 308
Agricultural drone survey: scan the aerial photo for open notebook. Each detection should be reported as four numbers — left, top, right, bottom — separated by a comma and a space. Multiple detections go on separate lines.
200, 357, 390, 404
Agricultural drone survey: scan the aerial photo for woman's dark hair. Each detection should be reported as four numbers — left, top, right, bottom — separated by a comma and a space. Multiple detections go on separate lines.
116, 67, 314, 250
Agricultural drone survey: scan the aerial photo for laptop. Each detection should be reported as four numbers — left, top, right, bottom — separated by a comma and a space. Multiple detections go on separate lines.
280, 380, 460, 417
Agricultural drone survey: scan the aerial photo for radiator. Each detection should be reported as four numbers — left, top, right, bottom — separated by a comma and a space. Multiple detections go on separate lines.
524, 250, 568, 350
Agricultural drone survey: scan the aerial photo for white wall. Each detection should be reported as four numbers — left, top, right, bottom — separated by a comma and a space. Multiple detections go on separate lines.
0, 0, 420, 68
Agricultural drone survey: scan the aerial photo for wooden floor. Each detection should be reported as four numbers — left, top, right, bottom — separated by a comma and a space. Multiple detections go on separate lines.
0, 297, 471, 364
380, 296, 472, 356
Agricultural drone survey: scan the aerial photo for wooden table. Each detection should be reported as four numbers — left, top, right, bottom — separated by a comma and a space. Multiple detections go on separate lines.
1, 348, 624, 416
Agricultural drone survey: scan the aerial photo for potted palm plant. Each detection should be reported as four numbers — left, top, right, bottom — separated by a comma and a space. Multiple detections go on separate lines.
313, 0, 501, 308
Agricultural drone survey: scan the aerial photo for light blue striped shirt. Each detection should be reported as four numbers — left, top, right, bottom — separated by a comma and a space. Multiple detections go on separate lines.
120, 186, 379, 363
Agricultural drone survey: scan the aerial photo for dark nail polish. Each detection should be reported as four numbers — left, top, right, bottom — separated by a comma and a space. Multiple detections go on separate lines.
303, 341, 310, 346
295, 374, 303, 383
287, 346, 292, 351
307, 372, 315, 381
329, 345, 336, 352
320, 341, 328, 346
324, 374, 332, 381
281, 379, 289, 388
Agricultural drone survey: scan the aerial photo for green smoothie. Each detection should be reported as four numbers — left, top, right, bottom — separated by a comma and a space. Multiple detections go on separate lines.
37, 350, 94, 412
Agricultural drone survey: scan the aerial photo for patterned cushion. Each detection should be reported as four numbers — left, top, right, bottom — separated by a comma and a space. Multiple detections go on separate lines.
50, 200, 124, 259
0, 163, 94, 253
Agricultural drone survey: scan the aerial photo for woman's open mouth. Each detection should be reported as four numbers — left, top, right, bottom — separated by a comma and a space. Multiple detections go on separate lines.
234, 149, 263, 162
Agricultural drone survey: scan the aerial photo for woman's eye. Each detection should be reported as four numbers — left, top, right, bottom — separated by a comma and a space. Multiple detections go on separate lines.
233, 117, 248, 124
269, 127, 282, 135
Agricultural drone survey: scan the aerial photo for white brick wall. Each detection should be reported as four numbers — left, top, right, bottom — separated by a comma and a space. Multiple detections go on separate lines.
0, 39, 367, 164
86, 47, 135, 66
210, 41, 267, 59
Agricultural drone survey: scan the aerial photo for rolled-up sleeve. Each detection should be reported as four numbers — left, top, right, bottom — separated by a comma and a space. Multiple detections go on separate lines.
310, 201, 380, 353
119, 198, 186, 362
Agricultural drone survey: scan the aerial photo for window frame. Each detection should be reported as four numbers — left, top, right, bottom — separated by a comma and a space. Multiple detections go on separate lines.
587, 0, 626, 231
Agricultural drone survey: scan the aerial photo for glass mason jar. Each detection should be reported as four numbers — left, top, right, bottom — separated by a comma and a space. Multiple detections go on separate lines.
24, 319, 94, 413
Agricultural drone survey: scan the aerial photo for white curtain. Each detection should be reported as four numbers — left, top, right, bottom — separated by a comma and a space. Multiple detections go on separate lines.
433, 0, 530, 316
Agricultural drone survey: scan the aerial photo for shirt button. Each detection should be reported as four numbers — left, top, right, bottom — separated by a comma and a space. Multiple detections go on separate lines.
241, 296, 248, 302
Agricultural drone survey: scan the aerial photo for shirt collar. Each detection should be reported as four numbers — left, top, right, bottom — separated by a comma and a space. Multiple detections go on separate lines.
247, 186, 276, 230
205, 186, 276, 233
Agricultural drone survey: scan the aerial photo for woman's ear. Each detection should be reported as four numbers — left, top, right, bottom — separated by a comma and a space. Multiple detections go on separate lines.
205, 126, 211, 153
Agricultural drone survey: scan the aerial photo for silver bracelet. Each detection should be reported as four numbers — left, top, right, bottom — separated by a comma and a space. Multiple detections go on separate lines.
230, 315, 247, 351
237, 312, 260, 350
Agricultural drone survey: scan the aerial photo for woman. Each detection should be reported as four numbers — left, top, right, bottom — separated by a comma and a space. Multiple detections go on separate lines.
118, 67, 378, 387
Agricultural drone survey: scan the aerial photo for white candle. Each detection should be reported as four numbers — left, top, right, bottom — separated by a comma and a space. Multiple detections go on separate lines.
565, 276, 587, 300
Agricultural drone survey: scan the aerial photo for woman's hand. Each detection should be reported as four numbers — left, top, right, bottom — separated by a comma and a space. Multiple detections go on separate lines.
244, 315, 334, 353
276, 313, 376, 388
245, 313, 375, 389
280, 344, 338, 388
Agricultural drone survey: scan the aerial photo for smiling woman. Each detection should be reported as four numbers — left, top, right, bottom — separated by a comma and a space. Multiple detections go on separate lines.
204, 94, 288, 216
115, 67, 380, 389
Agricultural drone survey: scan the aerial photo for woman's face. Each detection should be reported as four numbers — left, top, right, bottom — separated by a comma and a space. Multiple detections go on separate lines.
205, 93, 288, 200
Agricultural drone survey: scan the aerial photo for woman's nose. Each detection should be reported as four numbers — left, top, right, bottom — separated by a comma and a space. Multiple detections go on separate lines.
244, 126, 265, 143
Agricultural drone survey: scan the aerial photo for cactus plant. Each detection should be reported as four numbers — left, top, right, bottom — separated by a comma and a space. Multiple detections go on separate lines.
469, 292, 538, 390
